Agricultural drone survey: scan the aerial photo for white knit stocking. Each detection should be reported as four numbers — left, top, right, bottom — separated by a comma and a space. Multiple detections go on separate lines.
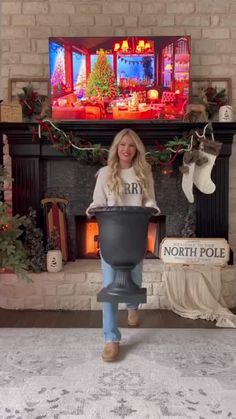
181, 162, 195, 203
193, 140, 222, 195
180, 150, 198, 203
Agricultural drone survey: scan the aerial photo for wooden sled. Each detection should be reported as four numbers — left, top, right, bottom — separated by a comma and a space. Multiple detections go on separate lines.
41, 197, 69, 262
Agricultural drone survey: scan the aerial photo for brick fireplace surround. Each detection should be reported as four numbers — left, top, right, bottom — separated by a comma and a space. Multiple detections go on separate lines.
0, 121, 236, 310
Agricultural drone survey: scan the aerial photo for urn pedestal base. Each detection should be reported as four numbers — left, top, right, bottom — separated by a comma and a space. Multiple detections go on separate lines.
97, 267, 147, 303
97, 288, 147, 304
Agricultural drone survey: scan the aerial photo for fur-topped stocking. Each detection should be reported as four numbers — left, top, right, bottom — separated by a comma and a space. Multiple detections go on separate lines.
193, 139, 222, 194
180, 149, 200, 203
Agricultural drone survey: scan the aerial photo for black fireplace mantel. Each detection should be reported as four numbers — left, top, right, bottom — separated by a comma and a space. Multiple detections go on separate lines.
0, 120, 235, 148
0, 120, 236, 248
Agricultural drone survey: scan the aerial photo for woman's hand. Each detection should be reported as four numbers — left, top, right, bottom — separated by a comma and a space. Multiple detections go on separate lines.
151, 207, 161, 216
145, 201, 161, 216
86, 206, 93, 218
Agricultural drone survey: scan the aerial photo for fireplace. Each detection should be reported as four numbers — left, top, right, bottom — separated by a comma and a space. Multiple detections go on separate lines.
0, 121, 235, 261
75, 215, 166, 259
76, 216, 100, 258
42, 155, 188, 260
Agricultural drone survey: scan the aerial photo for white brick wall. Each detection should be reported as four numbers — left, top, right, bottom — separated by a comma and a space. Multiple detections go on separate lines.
1, 0, 236, 255
0, 260, 235, 310
1, 0, 236, 104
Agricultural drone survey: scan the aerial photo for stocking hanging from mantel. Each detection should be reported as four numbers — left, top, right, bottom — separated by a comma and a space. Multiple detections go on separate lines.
41, 197, 69, 262
180, 126, 222, 203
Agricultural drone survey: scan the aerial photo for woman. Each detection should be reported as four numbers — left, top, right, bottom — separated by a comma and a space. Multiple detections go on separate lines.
86, 128, 160, 362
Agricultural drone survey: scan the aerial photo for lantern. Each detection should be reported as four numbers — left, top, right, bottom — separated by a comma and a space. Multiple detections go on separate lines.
121, 40, 129, 53
47, 250, 62, 273
147, 89, 159, 100
114, 42, 120, 52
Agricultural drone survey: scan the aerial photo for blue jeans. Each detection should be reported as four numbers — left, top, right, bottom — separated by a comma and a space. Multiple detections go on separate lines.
100, 254, 143, 342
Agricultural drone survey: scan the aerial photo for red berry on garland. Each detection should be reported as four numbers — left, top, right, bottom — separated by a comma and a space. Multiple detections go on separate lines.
0, 223, 10, 232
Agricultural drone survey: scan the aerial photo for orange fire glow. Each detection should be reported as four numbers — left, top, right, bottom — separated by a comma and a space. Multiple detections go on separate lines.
85, 221, 157, 256
85, 222, 99, 254
147, 222, 157, 254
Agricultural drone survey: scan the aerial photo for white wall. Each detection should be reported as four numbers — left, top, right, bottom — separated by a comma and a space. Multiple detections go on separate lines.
1, 0, 236, 256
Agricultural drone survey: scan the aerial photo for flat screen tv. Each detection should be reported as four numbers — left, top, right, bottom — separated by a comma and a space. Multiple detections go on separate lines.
49, 36, 191, 121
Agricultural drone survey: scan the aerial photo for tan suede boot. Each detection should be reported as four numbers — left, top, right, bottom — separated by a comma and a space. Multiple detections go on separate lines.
102, 342, 120, 362
128, 309, 140, 327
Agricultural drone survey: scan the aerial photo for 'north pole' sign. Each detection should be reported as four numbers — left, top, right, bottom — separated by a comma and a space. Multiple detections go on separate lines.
159, 238, 229, 266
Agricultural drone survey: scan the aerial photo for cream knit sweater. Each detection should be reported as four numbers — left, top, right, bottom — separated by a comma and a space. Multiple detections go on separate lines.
87, 166, 160, 214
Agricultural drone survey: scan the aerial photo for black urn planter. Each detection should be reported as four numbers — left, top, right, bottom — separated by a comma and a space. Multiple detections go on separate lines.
90, 206, 154, 304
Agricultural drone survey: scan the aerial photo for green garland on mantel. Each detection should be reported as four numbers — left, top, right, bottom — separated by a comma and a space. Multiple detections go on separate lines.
34, 119, 214, 167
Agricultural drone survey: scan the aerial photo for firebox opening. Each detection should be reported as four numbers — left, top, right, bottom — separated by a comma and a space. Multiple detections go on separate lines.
75, 215, 166, 259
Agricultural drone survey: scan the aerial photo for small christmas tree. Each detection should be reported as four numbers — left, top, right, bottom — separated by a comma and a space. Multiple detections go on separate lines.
51, 50, 66, 93
46, 226, 60, 251
86, 49, 118, 99
0, 165, 30, 278
24, 207, 46, 272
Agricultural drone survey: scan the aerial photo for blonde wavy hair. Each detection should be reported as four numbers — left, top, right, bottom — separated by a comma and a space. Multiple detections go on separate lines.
107, 128, 151, 196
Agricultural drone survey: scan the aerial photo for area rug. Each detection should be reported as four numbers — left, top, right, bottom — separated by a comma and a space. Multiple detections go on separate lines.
0, 328, 235, 419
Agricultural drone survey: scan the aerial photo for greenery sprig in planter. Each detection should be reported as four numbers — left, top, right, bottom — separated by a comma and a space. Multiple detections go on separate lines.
24, 207, 46, 272
18, 84, 48, 121
198, 86, 227, 120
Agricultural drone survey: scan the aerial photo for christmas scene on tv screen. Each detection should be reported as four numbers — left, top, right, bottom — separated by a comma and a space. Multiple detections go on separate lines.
49, 36, 191, 121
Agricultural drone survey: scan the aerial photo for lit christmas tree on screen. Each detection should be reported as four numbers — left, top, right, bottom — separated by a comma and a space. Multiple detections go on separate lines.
51, 50, 66, 88
86, 50, 118, 99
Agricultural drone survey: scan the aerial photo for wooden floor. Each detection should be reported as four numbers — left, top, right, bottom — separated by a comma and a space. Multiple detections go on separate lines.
0, 308, 235, 328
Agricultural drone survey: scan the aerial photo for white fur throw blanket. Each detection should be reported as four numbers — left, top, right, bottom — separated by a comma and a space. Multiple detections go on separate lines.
162, 264, 236, 328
